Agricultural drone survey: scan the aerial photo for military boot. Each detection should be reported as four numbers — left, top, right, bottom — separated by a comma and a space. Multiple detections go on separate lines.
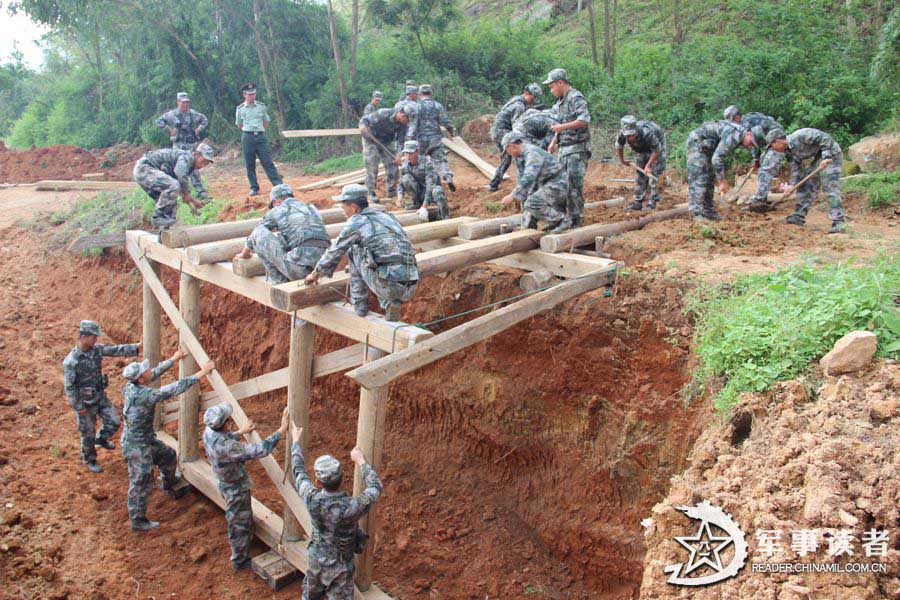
550, 217, 572, 234
95, 438, 116, 451
384, 302, 402, 322
784, 214, 805, 226
232, 557, 252, 571
704, 211, 723, 221
570, 215, 583, 228
131, 519, 160, 532
628, 200, 643, 211
84, 461, 102, 473
354, 302, 369, 318
827, 221, 847, 234
446, 179, 456, 192
159, 476, 189, 500
646, 200, 657, 210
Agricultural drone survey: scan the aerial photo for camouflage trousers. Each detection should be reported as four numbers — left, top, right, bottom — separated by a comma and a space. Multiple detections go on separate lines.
247, 226, 321, 284
750, 148, 785, 204
123, 438, 177, 521
74, 397, 120, 464
790, 155, 845, 223
348, 253, 418, 312
685, 144, 717, 216
174, 144, 208, 196
560, 151, 589, 221
362, 139, 399, 200
400, 174, 450, 219
522, 171, 569, 226
133, 161, 181, 229
634, 151, 666, 206
303, 555, 354, 600
420, 137, 453, 185
489, 130, 513, 190
219, 481, 253, 564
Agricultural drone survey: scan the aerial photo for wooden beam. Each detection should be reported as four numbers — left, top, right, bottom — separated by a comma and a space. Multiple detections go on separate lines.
346, 265, 619, 389
520, 269, 558, 292
177, 272, 201, 462
144, 260, 162, 430
35, 180, 135, 192
442, 136, 496, 179
457, 198, 625, 240
67, 233, 126, 252
284, 316, 314, 542
282, 128, 361, 138
296, 166, 378, 192
540, 204, 690, 253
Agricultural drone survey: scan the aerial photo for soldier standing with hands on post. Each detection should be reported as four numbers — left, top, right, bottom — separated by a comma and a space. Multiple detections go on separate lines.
236, 83, 283, 197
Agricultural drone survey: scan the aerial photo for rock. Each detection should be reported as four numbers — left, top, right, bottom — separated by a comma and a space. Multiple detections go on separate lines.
460, 115, 493, 146
869, 398, 898, 423
0, 397, 17, 406
21, 405, 38, 415
89, 488, 108, 502
848, 133, 900, 173
838, 508, 858, 526
820, 331, 877, 375
189, 545, 206, 563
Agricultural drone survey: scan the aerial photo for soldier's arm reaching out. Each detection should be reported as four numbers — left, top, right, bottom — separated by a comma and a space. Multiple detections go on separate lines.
343, 447, 383, 520
222, 407, 288, 463
97, 342, 141, 357
149, 359, 214, 406
290, 423, 317, 503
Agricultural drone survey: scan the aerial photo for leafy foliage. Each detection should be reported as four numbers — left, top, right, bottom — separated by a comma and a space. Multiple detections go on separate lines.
843, 169, 900, 208
304, 153, 364, 174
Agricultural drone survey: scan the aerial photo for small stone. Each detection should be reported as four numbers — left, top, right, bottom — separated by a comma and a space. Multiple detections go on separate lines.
427, 488, 437, 497
189, 545, 206, 563
869, 398, 898, 423
838, 508, 859, 526
21, 405, 38, 415
820, 331, 878, 375
89, 489, 108, 502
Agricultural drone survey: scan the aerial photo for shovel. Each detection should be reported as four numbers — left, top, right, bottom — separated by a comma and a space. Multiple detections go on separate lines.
766, 162, 828, 209
722, 164, 757, 206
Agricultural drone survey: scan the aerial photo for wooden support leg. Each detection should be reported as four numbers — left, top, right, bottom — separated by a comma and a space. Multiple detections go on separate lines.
284, 315, 314, 542
353, 346, 388, 591
178, 273, 201, 462
144, 260, 163, 430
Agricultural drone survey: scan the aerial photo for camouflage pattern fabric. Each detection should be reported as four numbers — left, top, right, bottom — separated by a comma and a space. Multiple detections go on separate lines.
750, 147, 792, 205
560, 153, 588, 222
552, 87, 591, 156
685, 121, 746, 216
488, 95, 529, 189
315, 208, 419, 312
399, 155, 450, 219
363, 101, 378, 116
616, 120, 667, 206
742, 112, 783, 163
512, 144, 569, 225
133, 148, 197, 228
63, 342, 139, 463
121, 359, 199, 522
361, 139, 399, 200
512, 109, 558, 149
247, 198, 329, 283
155, 108, 209, 195
291, 443, 382, 599
359, 108, 410, 145
418, 137, 453, 186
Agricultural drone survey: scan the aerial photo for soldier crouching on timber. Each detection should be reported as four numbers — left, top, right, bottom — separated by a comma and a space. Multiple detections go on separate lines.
203, 402, 289, 570
133, 143, 215, 230
397, 140, 450, 220
500, 131, 570, 233
121, 352, 214, 531
63, 320, 140, 473
305, 184, 419, 322
235, 184, 330, 284
290, 421, 382, 600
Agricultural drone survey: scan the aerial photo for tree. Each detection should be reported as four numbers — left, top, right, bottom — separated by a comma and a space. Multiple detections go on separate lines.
325, 0, 352, 125
367, 0, 459, 60
587, 0, 600, 66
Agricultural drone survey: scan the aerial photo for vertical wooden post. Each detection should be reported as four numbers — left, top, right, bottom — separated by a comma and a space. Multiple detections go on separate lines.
283, 315, 314, 542
178, 273, 201, 463
353, 346, 388, 590
144, 260, 163, 430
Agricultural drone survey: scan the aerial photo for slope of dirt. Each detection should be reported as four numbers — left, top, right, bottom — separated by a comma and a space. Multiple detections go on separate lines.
0, 142, 150, 183
638, 363, 900, 598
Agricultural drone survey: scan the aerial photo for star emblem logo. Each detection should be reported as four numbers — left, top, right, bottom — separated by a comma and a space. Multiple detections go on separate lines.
674, 519, 734, 575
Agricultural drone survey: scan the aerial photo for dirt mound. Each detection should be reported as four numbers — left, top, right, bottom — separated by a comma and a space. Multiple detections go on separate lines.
461, 114, 495, 145
639, 363, 900, 598
0, 142, 151, 184
848, 133, 900, 173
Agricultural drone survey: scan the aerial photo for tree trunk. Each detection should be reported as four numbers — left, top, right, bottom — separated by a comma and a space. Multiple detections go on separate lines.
672, 0, 684, 56
587, 0, 599, 66
252, 0, 286, 132
602, 0, 613, 75
326, 0, 352, 126
350, 0, 360, 82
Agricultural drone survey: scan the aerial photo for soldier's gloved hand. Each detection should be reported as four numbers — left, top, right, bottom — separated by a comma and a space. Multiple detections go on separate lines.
350, 447, 366, 466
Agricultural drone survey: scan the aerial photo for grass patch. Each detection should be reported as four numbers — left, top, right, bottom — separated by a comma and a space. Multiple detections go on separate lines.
303, 153, 364, 175
843, 169, 899, 208
686, 255, 900, 412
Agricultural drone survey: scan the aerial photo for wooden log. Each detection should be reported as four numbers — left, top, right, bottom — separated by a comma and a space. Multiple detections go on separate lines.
35, 180, 135, 191
66, 233, 126, 252
540, 204, 690, 253
144, 261, 163, 430
346, 265, 619, 389
457, 198, 626, 240
177, 273, 201, 462
353, 346, 388, 590
82, 172, 107, 181
284, 316, 314, 542
520, 269, 558, 292
282, 128, 361, 138
442, 136, 496, 179
296, 167, 371, 191
270, 228, 546, 311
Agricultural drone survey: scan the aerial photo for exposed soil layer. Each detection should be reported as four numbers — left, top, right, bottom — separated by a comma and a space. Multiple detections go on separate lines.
0, 142, 149, 183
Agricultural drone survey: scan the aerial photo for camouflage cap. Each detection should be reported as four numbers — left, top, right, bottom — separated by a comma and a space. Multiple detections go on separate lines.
331, 183, 369, 203
524, 82, 542, 97
203, 402, 233, 429
765, 128, 787, 146
176, 92, 190, 102
542, 68, 568, 85
501, 130, 526, 149
405, 79, 416, 86
79, 320, 102, 336
723, 105, 741, 121
123, 359, 150, 381
313, 454, 342, 485
398, 103, 417, 117
270, 183, 293, 202
372, 90, 383, 100
540, 108, 560, 122
620, 115, 638, 136
418, 84, 432, 94
195, 143, 215, 162
405, 85, 418, 95
401, 140, 420, 154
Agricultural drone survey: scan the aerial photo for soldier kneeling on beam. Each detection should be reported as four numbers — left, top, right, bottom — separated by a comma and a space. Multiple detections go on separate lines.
305, 184, 419, 322
500, 131, 571, 233
290, 421, 382, 600
121, 352, 214, 531
235, 184, 330, 284
397, 140, 450, 220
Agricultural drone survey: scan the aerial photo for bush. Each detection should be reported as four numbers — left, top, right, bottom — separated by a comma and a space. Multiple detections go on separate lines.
304, 153, 364, 174
843, 169, 900, 208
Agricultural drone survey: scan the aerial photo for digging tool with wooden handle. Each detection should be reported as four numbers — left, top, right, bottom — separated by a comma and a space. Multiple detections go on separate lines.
767, 162, 828, 209
721, 164, 757, 206
634, 165, 659, 183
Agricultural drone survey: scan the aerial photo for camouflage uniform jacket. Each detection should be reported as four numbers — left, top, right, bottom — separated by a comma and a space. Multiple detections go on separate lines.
687, 120, 746, 180
615, 120, 665, 155
491, 95, 528, 138
121, 360, 198, 453
742, 112, 782, 161
359, 108, 410, 145
154, 108, 208, 148
785, 128, 841, 163
63, 343, 139, 411
203, 427, 282, 490
363, 101, 378, 116
416, 97, 454, 143
291, 443, 382, 565
399, 155, 441, 198
137, 148, 197, 192
512, 144, 565, 202
249, 198, 330, 266
315, 208, 419, 283
512, 109, 557, 146
552, 87, 591, 156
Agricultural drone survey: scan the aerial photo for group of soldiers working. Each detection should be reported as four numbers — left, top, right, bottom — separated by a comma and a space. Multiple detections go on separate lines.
63, 320, 383, 598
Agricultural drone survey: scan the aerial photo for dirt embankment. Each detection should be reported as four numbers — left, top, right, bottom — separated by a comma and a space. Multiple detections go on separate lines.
0, 142, 149, 183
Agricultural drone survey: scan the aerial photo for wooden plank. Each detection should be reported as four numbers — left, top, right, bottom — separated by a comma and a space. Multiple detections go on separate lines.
282, 128, 361, 138
35, 180, 135, 191
346, 266, 619, 389
296, 167, 376, 191
66, 233, 126, 252
540, 204, 690, 253
252, 550, 300, 590
284, 317, 314, 542
442, 136, 496, 179
457, 198, 625, 240
177, 273, 201, 462
144, 261, 162, 430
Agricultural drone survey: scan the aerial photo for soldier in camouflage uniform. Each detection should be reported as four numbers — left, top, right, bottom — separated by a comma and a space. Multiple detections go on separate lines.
289, 422, 382, 600
62, 320, 140, 473
500, 132, 570, 232
121, 353, 214, 530
363, 91, 382, 116
739, 111, 785, 202
236, 184, 330, 284
133, 143, 215, 229
488, 83, 542, 191
723, 105, 742, 124
395, 82, 418, 107
398, 141, 450, 219
545, 69, 591, 227
306, 184, 419, 322
358, 105, 415, 202
415, 84, 457, 191
750, 128, 846, 234
203, 402, 289, 569
154, 92, 210, 200
512, 108, 558, 152
684, 120, 754, 221
616, 115, 667, 210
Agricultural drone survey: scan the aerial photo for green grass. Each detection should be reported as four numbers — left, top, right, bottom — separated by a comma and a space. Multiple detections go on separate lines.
843, 169, 900, 208
303, 153, 364, 174
685, 255, 900, 412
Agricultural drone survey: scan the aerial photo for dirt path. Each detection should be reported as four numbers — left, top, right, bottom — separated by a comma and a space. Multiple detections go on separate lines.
0, 187, 89, 228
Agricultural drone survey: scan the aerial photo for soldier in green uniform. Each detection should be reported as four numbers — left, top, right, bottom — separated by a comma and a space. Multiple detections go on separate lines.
397, 140, 450, 219
545, 68, 591, 227
500, 132, 570, 232
363, 91, 382, 116
488, 83, 542, 191
235, 83, 283, 197
133, 144, 215, 230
